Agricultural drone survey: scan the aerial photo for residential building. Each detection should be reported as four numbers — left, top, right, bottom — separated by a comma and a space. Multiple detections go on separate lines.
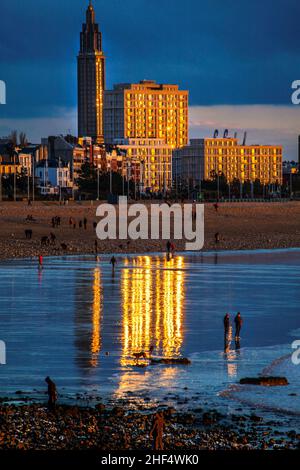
104, 80, 188, 149
35, 160, 72, 191
173, 136, 283, 187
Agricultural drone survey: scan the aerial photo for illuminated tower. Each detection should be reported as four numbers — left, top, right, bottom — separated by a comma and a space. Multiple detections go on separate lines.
78, 1, 105, 143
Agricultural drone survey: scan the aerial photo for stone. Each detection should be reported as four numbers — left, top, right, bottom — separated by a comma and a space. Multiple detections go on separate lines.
239, 376, 289, 386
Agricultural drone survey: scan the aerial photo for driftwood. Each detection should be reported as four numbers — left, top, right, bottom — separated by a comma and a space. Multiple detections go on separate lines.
150, 358, 191, 365
239, 376, 289, 386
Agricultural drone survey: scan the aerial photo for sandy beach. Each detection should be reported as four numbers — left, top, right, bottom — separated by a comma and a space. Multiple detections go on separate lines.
0, 200, 300, 260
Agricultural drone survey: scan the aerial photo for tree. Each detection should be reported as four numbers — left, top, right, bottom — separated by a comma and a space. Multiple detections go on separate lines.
19, 132, 28, 147
8, 130, 18, 147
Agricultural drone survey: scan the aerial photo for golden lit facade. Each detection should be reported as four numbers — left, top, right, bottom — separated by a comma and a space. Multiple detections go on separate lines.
104, 80, 188, 149
78, 2, 105, 144
173, 138, 283, 186
116, 138, 173, 192
204, 138, 282, 184
0, 161, 21, 175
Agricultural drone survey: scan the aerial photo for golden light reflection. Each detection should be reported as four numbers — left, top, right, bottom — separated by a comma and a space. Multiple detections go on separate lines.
223, 327, 238, 378
121, 256, 185, 367
90, 267, 102, 367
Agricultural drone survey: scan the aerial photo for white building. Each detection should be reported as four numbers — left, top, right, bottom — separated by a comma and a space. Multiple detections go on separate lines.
35, 160, 72, 192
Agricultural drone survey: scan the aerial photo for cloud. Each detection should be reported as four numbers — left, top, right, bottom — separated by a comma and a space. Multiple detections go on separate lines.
0, 108, 77, 143
1, 104, 299, 161
189, 105, 300, 161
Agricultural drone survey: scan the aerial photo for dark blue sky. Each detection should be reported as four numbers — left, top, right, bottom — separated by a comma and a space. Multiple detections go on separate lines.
0, 0, 300, 157
1, 0, 300, 117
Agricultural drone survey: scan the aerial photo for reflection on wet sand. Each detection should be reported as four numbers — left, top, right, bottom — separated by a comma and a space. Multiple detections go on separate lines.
91, 268, 102, 367
74, 267, 103, 369
223, 327, 239, 378
120, 256, 185, 367
114, 367, 181, 400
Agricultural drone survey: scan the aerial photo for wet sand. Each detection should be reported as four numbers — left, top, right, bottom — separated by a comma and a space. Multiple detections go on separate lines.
0, 200, 300, 260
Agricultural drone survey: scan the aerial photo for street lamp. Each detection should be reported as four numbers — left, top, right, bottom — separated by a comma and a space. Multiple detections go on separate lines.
127, 160, 131, 199
109, 162, 112, 194
58, 157, 62, 203
13, 153, 17, 202
97, 165, 100, 200
290, 172, 293, 198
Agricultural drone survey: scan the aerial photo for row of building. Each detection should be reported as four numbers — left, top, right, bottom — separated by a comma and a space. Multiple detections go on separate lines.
0, 2, 287, 196
0, 131, 284, 194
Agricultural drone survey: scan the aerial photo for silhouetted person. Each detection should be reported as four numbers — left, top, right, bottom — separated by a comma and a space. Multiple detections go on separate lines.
150, 411, 165, 450
234, 312, 243, 338
110, 256, 116, 275
95, 239, 98, 254
45, 376, 57, 410
215, 232, 220, 244
213, 202, 219, 213
83, 218, 87, 230
224, 313, 230, 335
166, 240, 171, 254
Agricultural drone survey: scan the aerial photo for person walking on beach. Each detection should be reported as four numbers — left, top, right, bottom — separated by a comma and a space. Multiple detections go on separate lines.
234, 312, 243, 338
110, 256, 116, 275
150, 411, 165, 450
224, 313, 230, 335
166, 240, 171, 255
170, 242, 175, 256
215, 232, 220, 245
38, 255, 43, 269
45, 376, 58, 410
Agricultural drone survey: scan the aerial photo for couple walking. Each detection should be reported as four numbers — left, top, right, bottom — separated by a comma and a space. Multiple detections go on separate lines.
224, 312, 243, 338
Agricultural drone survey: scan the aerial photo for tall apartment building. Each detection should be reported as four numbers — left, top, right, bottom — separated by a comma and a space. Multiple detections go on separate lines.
173, 137, 283, 187
78, 1, 105, 143
104, 80, 188, 149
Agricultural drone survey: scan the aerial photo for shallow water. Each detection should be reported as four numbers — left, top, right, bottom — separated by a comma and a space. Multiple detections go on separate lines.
0, 249, 299, 422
